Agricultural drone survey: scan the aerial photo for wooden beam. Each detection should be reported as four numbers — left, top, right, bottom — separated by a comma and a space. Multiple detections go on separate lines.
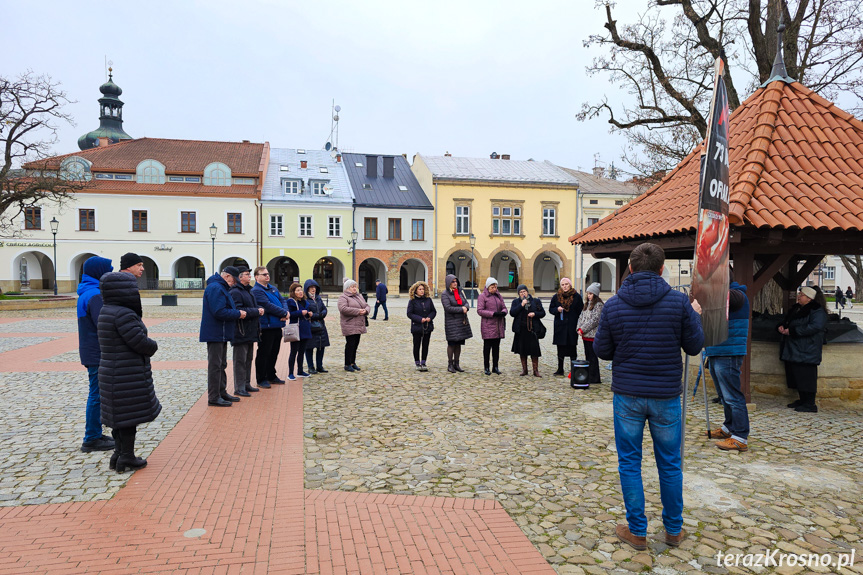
751, 253, 793, 296
792, 256, 823, 286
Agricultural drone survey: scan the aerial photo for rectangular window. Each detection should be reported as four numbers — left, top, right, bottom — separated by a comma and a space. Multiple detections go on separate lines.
270, 215, 283, 236
227, 213, 242, 234
232, 177, 255, 185
513, 219, 521, 235
24, 207, 41, 230
411, 219, 424, 241
328, 216, 341, 238
388, 218, 402, 240
299, 215, 313, 237
589, 199, 598, 205
282, 179, 300, 194
455, 205, 470, 235
501, 219, 511, 235
79, 209, 95, 231
492, 218, 500, 234
542, 207, 556, 236
491, 205, 522, 235
132, 210, 148, 232
114, 174, 133, 181
364, 217, 378, 240
95, 173, 114, 180
587, 217, 600, 227
615, 199, 624, 206
824, 266, 835, 280
311, 181, 328, 196
181, 211, 196, 233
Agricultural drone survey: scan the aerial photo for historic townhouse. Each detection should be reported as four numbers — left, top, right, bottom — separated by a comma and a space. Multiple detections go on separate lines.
412, 154, 579, 295
341, 153, 433, 294
259, 148, 353, 293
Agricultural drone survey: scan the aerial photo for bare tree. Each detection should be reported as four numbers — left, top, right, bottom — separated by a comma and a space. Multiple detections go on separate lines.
578, 0, 863, 176
1, 71, 89, 235
839, 255, 863, 303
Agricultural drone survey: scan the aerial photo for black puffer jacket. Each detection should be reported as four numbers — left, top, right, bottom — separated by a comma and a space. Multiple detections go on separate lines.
98, 272, 161, 429
440, 274, 473, 342
779, 301, 828, 365
230, 282, 261, 345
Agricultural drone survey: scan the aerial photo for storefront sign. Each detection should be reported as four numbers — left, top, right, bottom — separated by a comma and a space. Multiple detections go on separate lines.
0, 241, 53, 248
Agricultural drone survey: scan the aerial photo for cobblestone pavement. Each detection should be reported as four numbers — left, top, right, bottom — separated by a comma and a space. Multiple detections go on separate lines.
2, 303, 863, 574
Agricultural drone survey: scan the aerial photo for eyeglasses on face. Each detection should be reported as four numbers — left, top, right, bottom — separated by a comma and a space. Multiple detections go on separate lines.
256, 272, 270, 277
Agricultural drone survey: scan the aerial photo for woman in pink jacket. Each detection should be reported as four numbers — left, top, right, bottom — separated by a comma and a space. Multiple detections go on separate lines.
338, 279, 370, 372
476, 277, 507, 375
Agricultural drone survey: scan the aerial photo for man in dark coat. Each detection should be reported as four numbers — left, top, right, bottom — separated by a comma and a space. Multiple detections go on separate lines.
119, 252, 145, 279
371, 279, 389, 320
98, 272, 160, 473
77, 256, 115, 453
593, 243, 703, 551
251, 266, 288, 387
200, 267, 246, 407
230, 267, 264, 397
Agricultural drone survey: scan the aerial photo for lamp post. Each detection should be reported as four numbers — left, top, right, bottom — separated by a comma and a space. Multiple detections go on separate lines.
349, 229, 358, 279
469, 233, 476, 306
209, 223, 217, 274
49, 217, 59, 295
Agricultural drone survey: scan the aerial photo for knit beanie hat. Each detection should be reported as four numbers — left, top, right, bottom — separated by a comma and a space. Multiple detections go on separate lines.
120, 252, 143, 270
586, 282, 601, 295
485, 277, 498, 289
517, 284, 528, 294
800, 286, 817, 300
343, 278, 357, 292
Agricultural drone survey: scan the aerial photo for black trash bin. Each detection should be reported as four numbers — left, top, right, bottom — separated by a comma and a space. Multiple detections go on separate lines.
161, 294, 178, 306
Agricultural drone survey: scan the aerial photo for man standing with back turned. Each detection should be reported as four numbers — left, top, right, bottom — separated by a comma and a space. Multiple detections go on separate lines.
593, 243, 704, 550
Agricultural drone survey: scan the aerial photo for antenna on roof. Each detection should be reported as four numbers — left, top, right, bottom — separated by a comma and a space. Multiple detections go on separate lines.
324, 100, 341, 152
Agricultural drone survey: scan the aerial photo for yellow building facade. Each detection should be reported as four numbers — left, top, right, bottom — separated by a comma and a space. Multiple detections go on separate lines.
412, 154, 579, 295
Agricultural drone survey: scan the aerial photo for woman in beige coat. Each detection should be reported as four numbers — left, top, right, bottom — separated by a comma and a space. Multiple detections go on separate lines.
338, 279, 370, 372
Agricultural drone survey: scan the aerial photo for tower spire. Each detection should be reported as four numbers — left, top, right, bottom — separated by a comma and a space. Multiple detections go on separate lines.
761, 8, 793, 86
77, 67, 134, 150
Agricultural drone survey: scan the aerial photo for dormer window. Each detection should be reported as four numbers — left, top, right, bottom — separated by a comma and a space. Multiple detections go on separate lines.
135, 159, 165, 184
203, 162, 231, 186
282, 179, 301, 194
310, 180, 329, 196
60, 157, 93, 181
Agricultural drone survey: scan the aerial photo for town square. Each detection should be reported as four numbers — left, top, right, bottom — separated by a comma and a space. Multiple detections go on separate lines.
3, 1, 863, 573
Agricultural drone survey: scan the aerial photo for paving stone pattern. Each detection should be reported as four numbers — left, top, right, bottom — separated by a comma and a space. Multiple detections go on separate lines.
41, 335, 206, 363
0, 319, 78, 333
0, 336, 57, 353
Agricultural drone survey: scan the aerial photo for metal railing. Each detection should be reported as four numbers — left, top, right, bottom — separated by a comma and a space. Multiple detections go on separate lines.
139, 278, 204, 290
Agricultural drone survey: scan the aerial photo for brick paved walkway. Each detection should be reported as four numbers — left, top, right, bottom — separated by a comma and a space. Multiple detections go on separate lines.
0, 317, 553, 575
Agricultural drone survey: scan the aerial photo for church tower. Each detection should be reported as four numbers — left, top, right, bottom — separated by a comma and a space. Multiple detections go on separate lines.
77, 68, 134, 150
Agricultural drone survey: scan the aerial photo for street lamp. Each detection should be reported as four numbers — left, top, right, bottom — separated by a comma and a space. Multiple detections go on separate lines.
348, 229, 359, 279
209, 223, 217, 274
49, 217, 59, 295
469, 233, 476, 306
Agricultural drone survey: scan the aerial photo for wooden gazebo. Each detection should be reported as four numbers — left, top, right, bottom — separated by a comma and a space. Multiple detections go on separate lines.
569, 65, 863, 400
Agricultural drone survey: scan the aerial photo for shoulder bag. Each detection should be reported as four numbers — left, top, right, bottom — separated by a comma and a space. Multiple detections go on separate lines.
283, 322, 300, 342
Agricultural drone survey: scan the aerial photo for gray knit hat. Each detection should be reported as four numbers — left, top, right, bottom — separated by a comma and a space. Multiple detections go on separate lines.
485, 277, 498, 289
343, 278, 357, 292
586, 282, 601, 295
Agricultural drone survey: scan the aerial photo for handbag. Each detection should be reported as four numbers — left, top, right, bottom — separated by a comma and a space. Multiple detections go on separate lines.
310, 319, 323, 334
282, 322, 300, 342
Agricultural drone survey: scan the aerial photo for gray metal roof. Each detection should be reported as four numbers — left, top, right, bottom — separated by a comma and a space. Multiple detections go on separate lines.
419, 154, 579, 186
342, 153, 433, 210
557, 167, 646, 196
262, 148, 353, 204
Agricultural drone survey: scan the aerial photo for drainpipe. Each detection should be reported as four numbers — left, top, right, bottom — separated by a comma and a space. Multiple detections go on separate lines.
575, 190, 582, 295
351, 204, 356, 280
255, 199, 262, 267
434, 181, 438, 296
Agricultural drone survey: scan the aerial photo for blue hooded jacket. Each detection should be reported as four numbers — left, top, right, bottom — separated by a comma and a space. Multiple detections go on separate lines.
251, 281, 288, 330
704, 282, 749, 357
77, 256, 113, 366
199, 274, 242, 342
593, 271, 704, 399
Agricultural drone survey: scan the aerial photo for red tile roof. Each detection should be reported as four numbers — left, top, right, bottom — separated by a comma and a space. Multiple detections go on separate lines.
569, 80, 863, 245
81, 180, 259, 197
26, 137, 266, 175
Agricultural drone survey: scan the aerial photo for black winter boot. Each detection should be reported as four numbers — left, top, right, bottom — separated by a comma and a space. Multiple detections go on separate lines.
115, 427, 147, 473
447, 360, 457, 373
553, 355, 565, 376
109, 428, 120, 470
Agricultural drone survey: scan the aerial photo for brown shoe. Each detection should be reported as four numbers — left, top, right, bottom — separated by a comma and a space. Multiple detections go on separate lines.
663, 528, 687, 547
716, 437, 748, 452
705, 428, 730, 439
615, 524, 647, 550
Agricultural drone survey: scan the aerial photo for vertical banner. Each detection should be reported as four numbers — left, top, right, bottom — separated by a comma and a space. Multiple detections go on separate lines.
692, 57, 730, 347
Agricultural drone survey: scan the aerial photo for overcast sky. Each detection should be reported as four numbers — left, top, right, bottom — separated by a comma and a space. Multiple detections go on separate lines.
7, 0, 643, 173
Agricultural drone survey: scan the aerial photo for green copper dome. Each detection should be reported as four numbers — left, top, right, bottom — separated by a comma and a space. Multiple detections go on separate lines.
78, 69, 133, 150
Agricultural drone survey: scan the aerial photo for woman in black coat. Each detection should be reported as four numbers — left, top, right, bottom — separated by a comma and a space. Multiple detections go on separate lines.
406, 281, 437, 371
304, 279, 331, 374
98, 272, 160, 473
510, 284, 546, 377
549, 277, 583, 376
777, 286, 828, 413
440, 274, 472, 373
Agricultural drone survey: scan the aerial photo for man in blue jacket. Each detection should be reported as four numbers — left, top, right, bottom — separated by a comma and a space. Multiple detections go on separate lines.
371, 279, 388, 320
593, 243, 703, 551
251, 266, 288, 388
704, 282, 750, 452
200, 267, 245, 407
77, 256, 116, 452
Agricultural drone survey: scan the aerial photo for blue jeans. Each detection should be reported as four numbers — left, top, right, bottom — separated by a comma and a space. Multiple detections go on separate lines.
84, 366, 102, 443
708, 356, 749, 441
372, 301, 388, 319
613, 393, 683, 537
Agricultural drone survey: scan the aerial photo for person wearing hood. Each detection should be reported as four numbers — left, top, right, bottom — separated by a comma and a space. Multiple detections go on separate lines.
592, 243, 703, 552
285, 282, 312, 380
704, 280, 750, 451
777, 285, 828, 413
230, 267, 264, 397
304, 279, 330, 374
251, 266, 289, 388
440, 274, 472, 373
550, 277, 584, 376
98, 272, 160, 473
77, 256, 116, 454
406, 280, 437, 371
338, 278, 370, 372
577, 282, 604, 384
476, 277, 507, 375
200, 267, 246, 407
510, 284, 546, 376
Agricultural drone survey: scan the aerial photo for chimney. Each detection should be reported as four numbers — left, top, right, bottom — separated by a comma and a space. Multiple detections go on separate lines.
242, 140, 250, 143
301, 160, 308, 169
382, 156, 394, 178
336, 154, 342, 163
501, 154, 511, 160
98, 137, 110, 147
490, 152, 499, 159
366, 155, 378, 178
444, 151, 452, 157
593, 166, 605, 178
